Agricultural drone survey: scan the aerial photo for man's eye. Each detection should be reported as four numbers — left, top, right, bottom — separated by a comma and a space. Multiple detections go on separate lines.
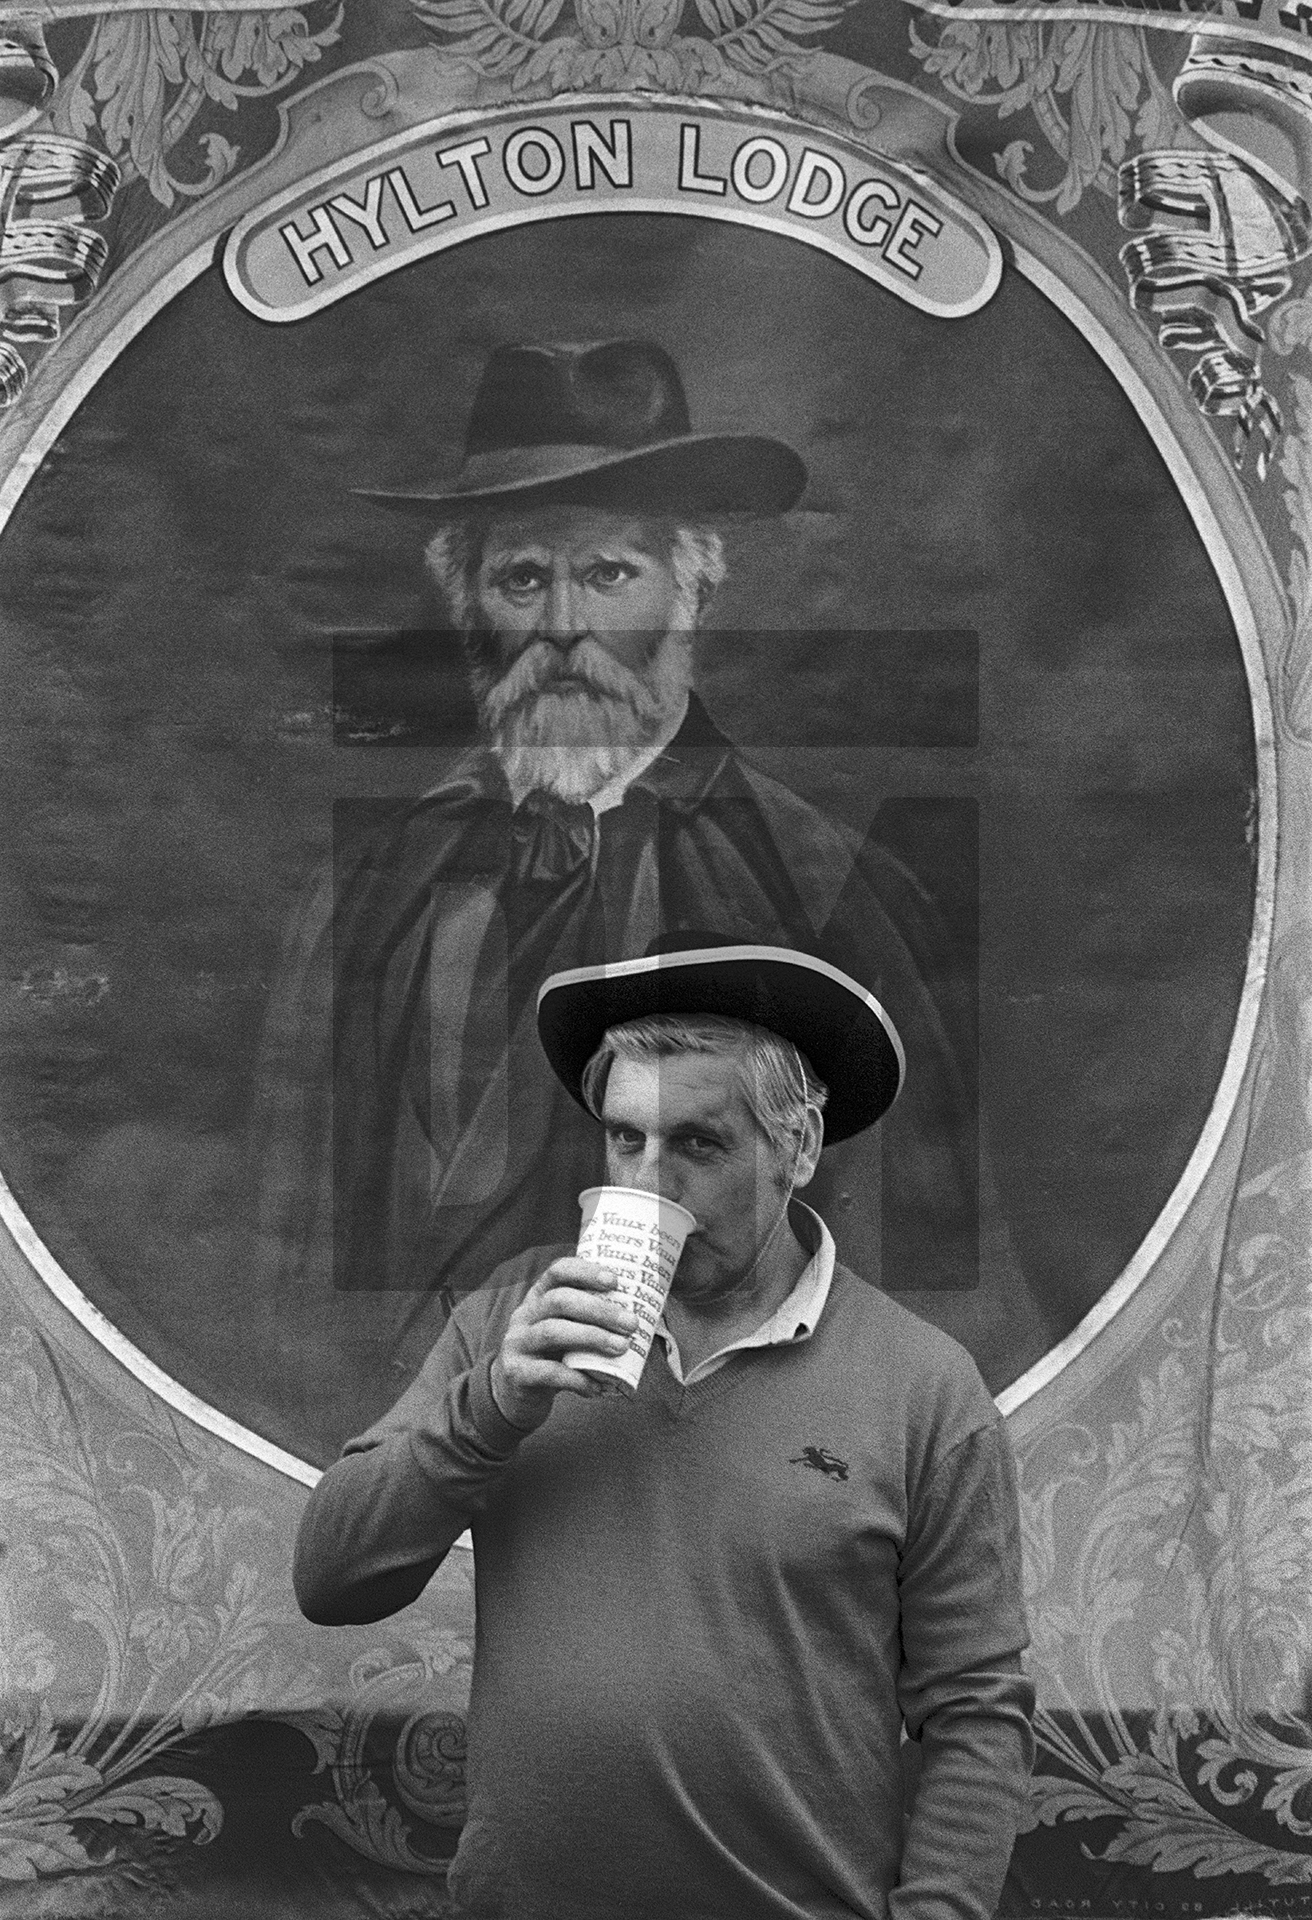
497, 566, 545, 594
680, 1136, 720, 1158
609, 1129, 643, 1151
586, 561, 632, 589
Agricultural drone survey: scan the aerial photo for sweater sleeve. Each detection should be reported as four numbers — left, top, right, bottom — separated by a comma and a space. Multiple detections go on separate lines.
293, 1302, 530, 1626
892, 1418, 1036, 1920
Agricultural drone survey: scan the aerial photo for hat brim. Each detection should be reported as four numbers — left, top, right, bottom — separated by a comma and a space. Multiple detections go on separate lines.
536, 945, 905, 1145
353, 433, 807, 517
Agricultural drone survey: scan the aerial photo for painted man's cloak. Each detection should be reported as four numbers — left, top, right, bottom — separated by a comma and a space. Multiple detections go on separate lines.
251, 695, 978, 1412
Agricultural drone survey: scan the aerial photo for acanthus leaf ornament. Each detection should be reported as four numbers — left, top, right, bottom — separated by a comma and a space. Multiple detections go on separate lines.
1015, 945, 1312, 1890
46, 6, 344, 207
0, 3, 343, 406
908, 20, 1185, 215
0, 1326, 317, 1886
286, 1632, 471, 1874
908, 18, 1312, 481
410, 0, 855, 96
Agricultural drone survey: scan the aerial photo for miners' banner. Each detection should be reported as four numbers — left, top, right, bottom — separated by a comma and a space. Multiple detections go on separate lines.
0, 0, 1308, 1914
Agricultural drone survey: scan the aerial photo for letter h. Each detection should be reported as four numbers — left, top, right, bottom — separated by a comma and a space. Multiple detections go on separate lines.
280, 205, 350, 286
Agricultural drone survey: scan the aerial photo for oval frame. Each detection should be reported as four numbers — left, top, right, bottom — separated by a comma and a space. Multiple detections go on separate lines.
0, 51, 1280, 1479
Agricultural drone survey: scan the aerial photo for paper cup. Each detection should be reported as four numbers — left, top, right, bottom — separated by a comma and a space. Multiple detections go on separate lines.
564, 1186, 698, 1396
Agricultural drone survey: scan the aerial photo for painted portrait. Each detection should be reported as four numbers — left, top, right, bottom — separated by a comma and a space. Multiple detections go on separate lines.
0, 194, 1257, 1470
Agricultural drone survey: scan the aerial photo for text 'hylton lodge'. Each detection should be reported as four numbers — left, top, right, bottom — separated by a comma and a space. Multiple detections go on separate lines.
225, 103, 1002, 322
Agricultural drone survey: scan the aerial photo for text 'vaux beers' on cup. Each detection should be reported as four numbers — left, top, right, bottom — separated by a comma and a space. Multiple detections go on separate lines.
564, 1185, 698, 1397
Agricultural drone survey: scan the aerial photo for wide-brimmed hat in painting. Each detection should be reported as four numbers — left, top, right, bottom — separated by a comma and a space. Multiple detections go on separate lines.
355, 338, 808, 515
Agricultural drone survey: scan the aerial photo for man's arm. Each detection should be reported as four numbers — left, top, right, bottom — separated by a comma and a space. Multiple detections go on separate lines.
292, 1256, 636, 1625
293, 1314, 525, 1625
893, 1418, 1036, 1920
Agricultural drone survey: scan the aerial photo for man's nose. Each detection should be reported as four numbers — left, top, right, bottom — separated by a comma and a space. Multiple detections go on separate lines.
543, 571, 586, 646
627, 1144, 678, 1201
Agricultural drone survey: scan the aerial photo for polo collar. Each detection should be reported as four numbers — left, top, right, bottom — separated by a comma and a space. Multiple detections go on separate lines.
655, 1204, 837, 1387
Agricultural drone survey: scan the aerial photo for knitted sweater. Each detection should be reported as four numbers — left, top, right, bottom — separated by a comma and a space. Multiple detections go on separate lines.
295, 1249, 1035, 1920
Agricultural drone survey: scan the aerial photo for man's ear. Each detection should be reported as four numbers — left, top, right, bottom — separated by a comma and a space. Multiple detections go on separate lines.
789, 1103, 825, 1193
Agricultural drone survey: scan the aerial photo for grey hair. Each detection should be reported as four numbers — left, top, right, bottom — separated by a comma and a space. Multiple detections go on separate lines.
423, 517, 727, 630
666, 526, 726, 616
424, 517, 486, 630
580, 1012, 828, 1166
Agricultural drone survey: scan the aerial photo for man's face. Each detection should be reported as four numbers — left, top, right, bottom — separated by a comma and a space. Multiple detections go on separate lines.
462, 505, 698, 803
600, 1051, 797, 1306
475, 506, 684, 671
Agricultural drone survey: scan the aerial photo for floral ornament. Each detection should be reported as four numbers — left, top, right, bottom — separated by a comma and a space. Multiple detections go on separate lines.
909, 19, 1312, 479
907, 18, 1182, 215
0, 1701, 221, 1882
1016, 949, 1312, 1885
411, 0, 854, 97
287, 1625, 472, 1873
0, 1325, 312, 1883
0, 5, 342, 406
46, 6, 343, 210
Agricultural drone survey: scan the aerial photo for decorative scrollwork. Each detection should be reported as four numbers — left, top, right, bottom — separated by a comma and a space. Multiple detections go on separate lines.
47, 8, 343, 210
1017, 946, 1312, 1886
908, 18, 1184, 214
0, 1328, 303, 1883
411, 0, 856, 97
908, 18, 1312, 479
0, 3, 345, 405
286, 1628, 472, 1874
394, 1710, 467, 1826
0, 29, 119, 408
1117, 146, 1307, 480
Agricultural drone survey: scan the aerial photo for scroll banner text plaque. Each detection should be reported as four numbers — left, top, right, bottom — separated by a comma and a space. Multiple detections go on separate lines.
223, 98, 1002, 323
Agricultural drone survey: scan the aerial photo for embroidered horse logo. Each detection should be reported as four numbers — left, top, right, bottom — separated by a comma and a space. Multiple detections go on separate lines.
790, 1445, 849, 1482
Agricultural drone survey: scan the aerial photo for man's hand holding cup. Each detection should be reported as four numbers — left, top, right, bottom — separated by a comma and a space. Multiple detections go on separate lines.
490, 1258, 638, 1433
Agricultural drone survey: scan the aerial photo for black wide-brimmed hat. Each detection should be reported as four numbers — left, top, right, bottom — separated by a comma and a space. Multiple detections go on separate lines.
537, 936, 904, 1143
355, 339, 807, 516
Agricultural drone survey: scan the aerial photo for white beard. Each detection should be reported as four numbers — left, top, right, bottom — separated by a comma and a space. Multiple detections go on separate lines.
478, 630, 695, 806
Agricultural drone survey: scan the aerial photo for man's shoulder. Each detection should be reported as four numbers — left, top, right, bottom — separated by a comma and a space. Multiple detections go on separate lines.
716, 744, 851, 850
328, 748, 510, 929
827, 1264, 997, 1432
712, 737, 938, 940
340, 744, 499, 845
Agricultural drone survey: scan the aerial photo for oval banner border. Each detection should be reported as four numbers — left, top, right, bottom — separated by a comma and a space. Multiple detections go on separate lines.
0, 46, 1280, 1477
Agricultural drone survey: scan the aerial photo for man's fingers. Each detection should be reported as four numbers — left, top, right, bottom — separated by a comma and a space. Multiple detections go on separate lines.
517, 1316, 632, 1357
530, 1285, 636, 1333
537, 1257, 618, 1294
494, 1263, 636, 1428
550, 1364, 610, 1399
505, 1356, 610, 1397
496, 1263, 636, 1424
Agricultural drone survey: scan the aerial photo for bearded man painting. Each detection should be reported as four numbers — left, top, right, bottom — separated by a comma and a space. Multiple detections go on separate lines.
251, 337, 980, 1403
